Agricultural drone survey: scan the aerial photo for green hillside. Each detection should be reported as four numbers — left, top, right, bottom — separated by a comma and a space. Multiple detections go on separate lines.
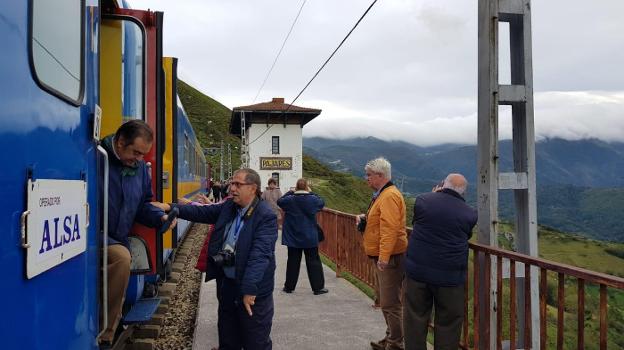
303, 154, 371, 214
303, 154, 416, 223
177, 80, 241, 177
305, 137, 624, 242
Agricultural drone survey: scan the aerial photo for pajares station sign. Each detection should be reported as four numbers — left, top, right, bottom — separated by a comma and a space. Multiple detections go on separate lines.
260, 157, 293, 170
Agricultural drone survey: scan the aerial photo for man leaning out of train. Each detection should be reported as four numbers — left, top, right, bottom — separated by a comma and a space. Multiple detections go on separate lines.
153, 168, 278, 350
100, 120, 176, 346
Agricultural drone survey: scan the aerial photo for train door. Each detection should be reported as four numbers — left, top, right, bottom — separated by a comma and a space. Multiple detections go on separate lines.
100, 7, 165, 277
98, 6, 166, 327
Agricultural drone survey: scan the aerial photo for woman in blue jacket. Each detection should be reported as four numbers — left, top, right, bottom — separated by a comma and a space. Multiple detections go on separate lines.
277, 178, 328, 295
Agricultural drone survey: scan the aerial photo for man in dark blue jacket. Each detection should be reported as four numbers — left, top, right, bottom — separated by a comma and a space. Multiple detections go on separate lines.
404, 173, 477, 350
159, 168, 278, 350
100, 120, 168, 345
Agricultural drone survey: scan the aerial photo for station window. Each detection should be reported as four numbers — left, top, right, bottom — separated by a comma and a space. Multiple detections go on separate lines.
30, 0, 84, 105
272, 136, 280, 154
272, 172, 280, 186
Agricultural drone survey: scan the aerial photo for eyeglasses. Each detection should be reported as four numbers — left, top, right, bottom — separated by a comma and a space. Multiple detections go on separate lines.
230, 181, 253, 188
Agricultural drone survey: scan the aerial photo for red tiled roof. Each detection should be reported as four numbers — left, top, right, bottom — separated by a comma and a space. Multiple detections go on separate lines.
233, 97, 321, 113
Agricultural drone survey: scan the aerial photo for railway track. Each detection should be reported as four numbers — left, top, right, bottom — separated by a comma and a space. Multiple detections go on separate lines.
111, 223, 209, 350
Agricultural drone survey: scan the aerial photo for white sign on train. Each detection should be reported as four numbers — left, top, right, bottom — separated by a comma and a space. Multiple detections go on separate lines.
26, 179, 88, 279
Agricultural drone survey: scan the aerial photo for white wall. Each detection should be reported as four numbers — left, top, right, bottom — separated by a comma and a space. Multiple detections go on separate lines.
247, 123, 302, 193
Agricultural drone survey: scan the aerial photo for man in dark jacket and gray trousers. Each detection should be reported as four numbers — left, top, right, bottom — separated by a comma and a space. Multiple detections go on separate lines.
157, 168, 278, 350
403, 173, 477, 350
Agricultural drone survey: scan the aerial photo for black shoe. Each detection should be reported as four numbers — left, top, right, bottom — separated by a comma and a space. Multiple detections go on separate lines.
370, 338, 387, 350
282, 287, 294, 293
313, 288, 328, 295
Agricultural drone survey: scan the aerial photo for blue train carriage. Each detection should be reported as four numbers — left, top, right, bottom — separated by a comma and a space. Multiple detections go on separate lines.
0, 0, 99, 349
175, 94, 208, 243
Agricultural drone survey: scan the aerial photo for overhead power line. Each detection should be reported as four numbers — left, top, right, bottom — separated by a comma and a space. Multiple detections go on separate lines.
289, 0, 378, 108
248, 0, 379, 146
252, 0, 308, 103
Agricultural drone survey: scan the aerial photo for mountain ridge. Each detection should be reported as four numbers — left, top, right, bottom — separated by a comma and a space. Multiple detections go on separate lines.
304, 136, 624, 242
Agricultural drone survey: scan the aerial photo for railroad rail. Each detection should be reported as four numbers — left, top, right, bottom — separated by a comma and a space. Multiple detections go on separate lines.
111, 224, 209, 350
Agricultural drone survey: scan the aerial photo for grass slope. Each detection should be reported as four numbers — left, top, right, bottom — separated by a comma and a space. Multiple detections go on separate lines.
177, 80, 241, 176
303, 154, 416, 223
303, 154, 372, 215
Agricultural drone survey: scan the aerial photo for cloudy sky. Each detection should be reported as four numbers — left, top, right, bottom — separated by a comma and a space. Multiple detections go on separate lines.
131, 0, 623, 146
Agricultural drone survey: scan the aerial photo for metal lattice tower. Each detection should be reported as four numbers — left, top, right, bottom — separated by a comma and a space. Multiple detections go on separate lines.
227, 143, 232, 178
240, 111, 249, 168
478, 0, 539, 348
219, 140, 224, 181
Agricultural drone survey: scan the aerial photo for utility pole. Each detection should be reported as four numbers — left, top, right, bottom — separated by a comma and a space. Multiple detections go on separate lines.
241, 111, 249, 168
478, 0, 538, 348
219, 140, 224, 181
227, 143, 232, 179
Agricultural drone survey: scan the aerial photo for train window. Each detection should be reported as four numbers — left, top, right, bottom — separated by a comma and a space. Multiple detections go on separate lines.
272, 136, 280, 154
121, 21, 145, 121
100, 15, 146, 123
30, 0, 84, 105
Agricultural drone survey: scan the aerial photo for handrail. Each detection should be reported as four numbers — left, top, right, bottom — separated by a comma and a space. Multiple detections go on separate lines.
96, 145, 109, 341
469, 242, 624, 289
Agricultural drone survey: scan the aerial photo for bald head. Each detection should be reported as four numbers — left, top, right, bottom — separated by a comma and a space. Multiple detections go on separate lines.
443, 173, 468, 195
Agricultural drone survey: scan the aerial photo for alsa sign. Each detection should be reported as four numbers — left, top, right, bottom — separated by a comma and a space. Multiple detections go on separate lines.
26, 179, 88, 279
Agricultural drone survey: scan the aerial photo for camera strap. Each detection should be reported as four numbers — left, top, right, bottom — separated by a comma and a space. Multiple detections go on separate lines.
226, 196, 261, 251
244, 196, 260, 220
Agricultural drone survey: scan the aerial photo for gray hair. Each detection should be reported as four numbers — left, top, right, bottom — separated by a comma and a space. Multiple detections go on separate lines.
443, 173, 468, 195
365, 157, 392, 179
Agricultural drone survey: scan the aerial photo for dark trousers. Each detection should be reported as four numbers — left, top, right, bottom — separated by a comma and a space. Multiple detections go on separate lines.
216, 278, 273, 350
284, 247, 325, 292
403, 277, 465, 350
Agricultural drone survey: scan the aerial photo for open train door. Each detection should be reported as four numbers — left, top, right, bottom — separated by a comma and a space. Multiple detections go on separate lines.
100, 6, 166, 280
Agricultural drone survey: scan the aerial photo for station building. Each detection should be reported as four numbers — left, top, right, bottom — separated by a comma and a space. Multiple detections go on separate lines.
230, 98, 321, 192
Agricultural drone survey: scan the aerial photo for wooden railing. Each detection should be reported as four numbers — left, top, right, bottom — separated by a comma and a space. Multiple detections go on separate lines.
317, 208, 624, 349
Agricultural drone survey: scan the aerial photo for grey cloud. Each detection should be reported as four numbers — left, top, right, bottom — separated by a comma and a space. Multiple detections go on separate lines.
131, 0, 623, 144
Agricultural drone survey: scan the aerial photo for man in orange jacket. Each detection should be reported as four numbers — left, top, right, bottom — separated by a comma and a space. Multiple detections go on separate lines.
357, 157, 407, 350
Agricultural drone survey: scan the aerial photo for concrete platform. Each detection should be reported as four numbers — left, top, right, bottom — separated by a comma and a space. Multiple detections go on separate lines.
192, 236, 388, 349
